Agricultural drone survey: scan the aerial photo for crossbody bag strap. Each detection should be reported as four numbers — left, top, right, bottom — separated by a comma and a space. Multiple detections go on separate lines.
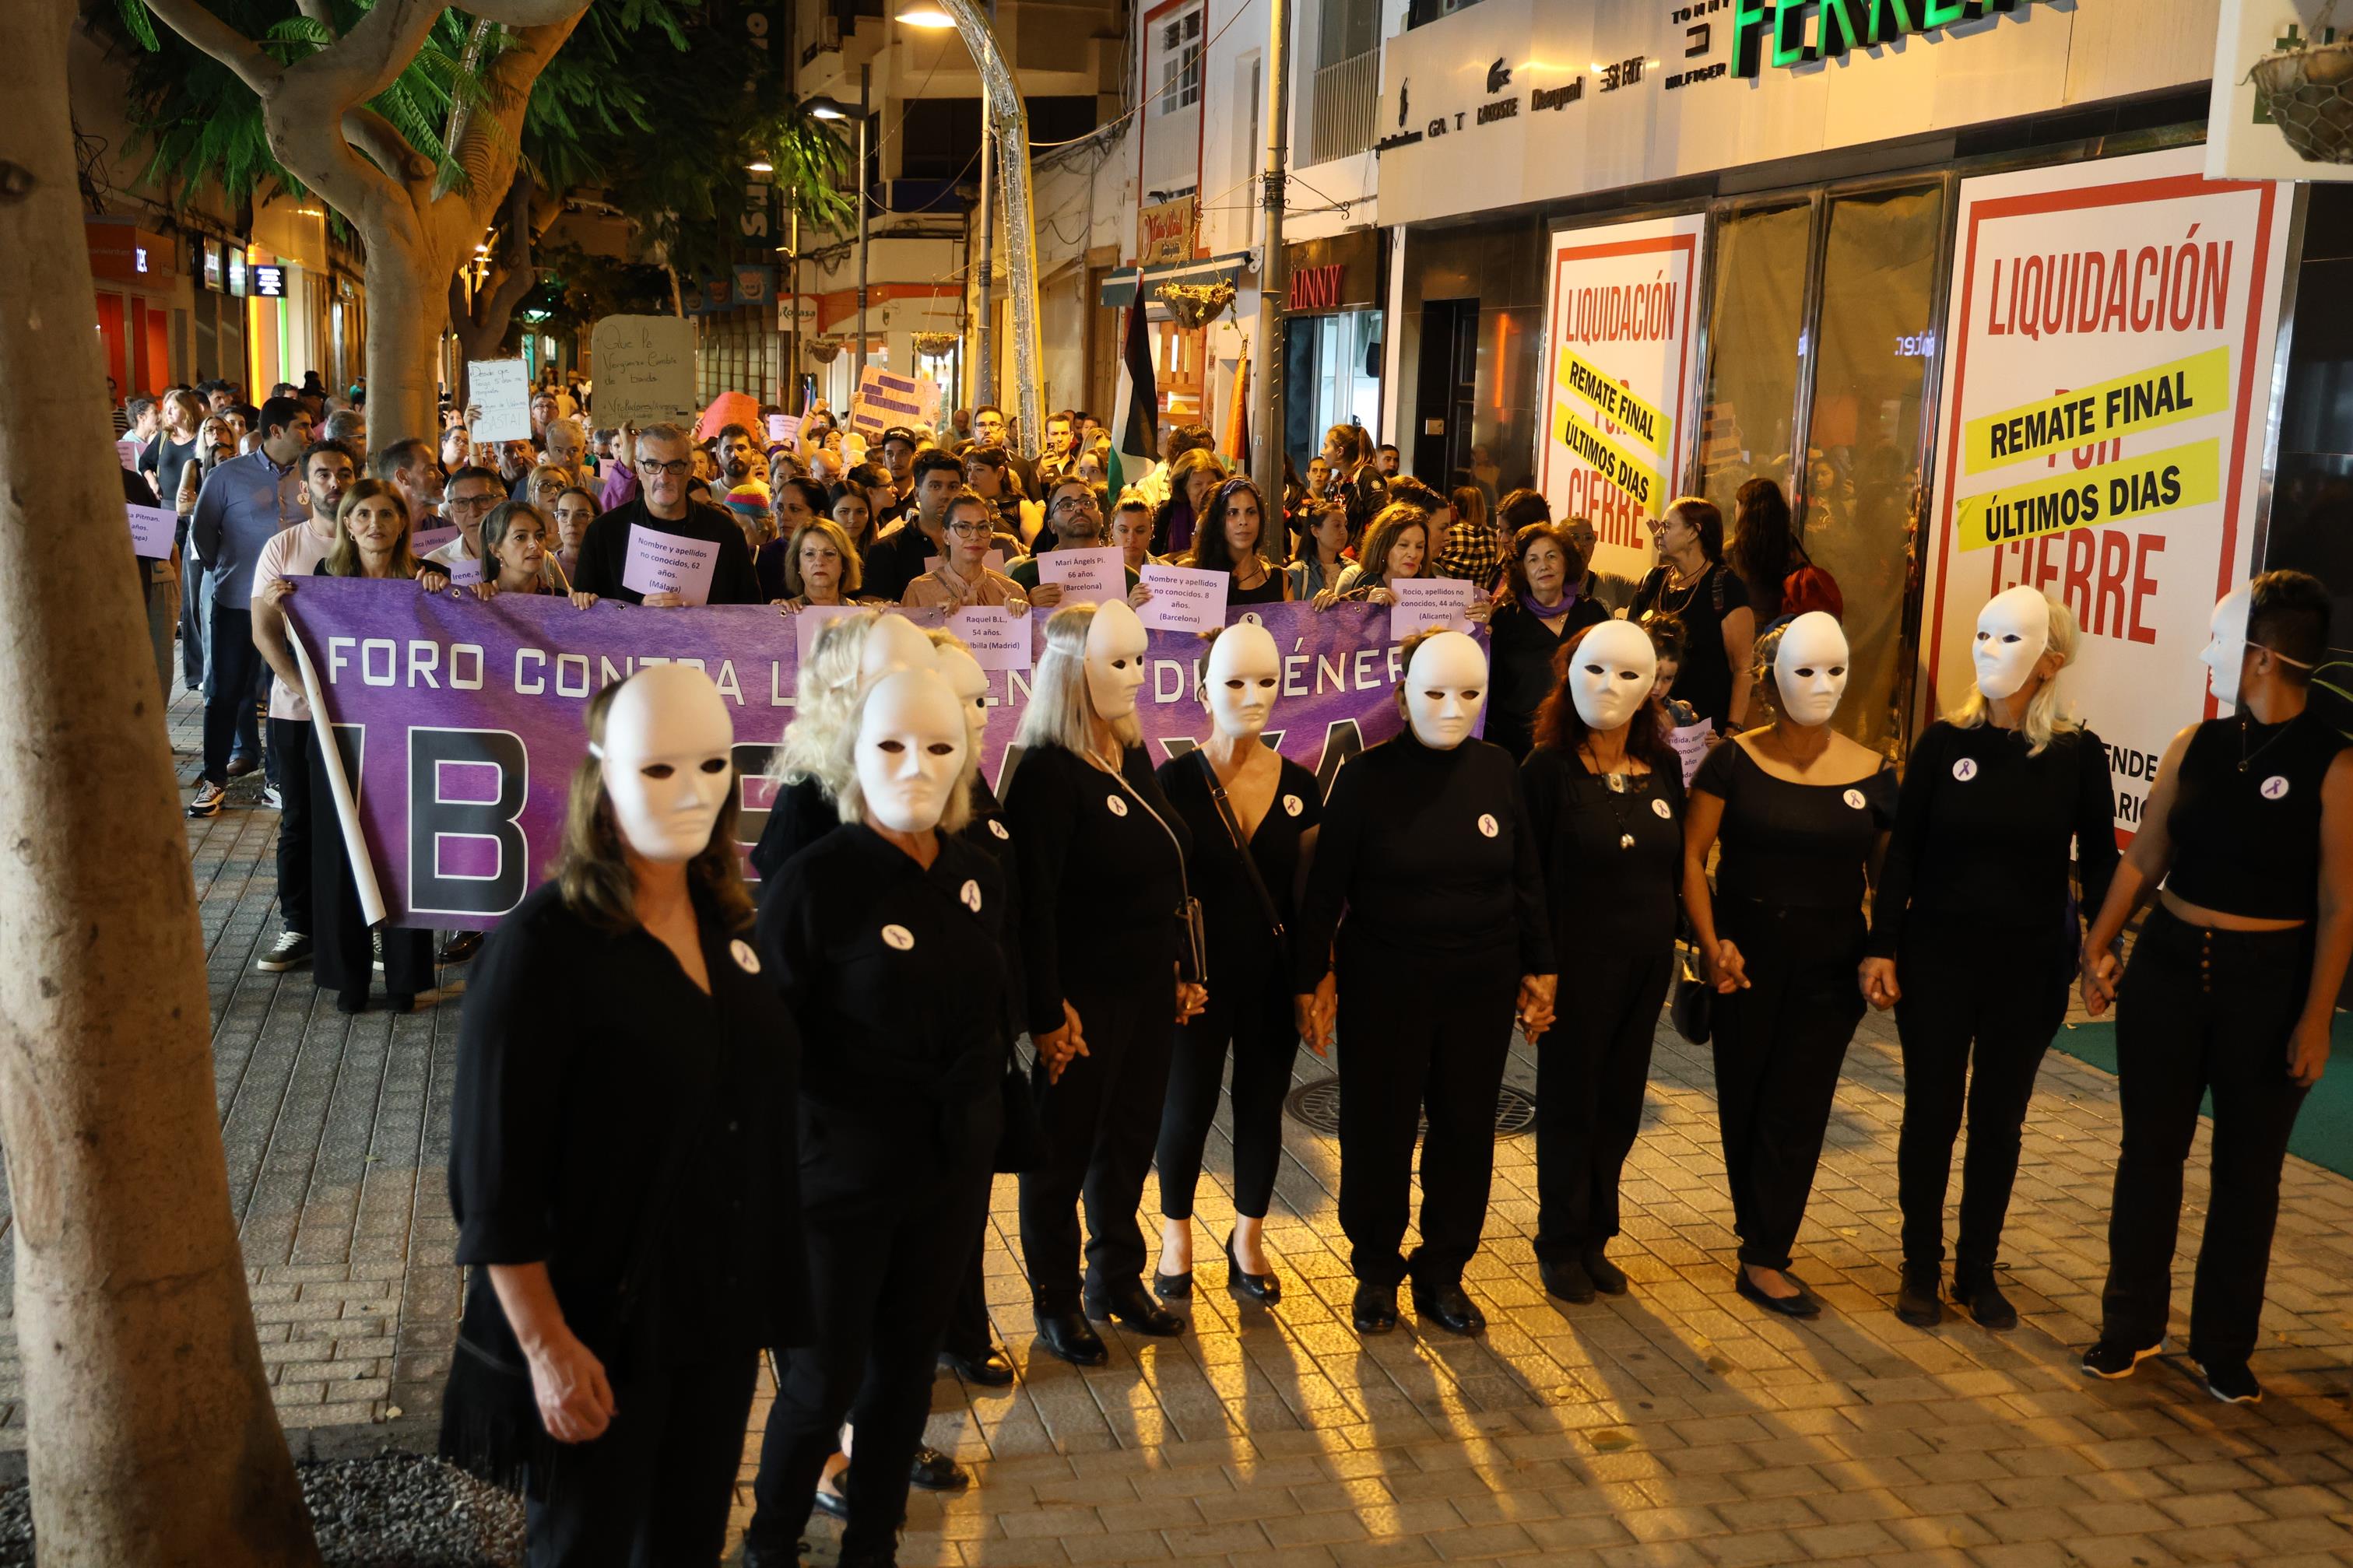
1104, 761, 1191, 906
1196, 750, 1285, 937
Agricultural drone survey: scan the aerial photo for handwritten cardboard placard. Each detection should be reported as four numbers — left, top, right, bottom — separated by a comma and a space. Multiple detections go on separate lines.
469, 360, 532, 443
621, 523, 721, 606
948, 606, 1032, 672
126, 502, 176, 559
1037, 546, 1126, 606
1137, 563, 1229, 633
588, 315, 696, 426
1389, 577, 1479, 637
1668, 719, 1712, 788
767, 412, 802, 447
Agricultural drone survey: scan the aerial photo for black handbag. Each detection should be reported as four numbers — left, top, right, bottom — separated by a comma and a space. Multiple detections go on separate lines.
1669, 933, 1713, 1045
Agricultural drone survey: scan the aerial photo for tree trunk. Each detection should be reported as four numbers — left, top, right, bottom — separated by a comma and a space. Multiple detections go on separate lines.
363, 223, 448, 451
0, 5, 318, 1564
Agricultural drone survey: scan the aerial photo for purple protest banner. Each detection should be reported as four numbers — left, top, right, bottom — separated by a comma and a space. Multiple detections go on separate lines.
282, 583, 1445, 929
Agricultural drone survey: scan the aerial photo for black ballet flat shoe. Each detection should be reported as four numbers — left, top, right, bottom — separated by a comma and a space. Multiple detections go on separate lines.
1951, 1269, 2019, 1331
1351, 1282, 1400, 1334
1539, 1255, 1596, 1304
1410, 1282, 1487, 1337
811, 1474, 849, 1520
1033, 1308, 1107, 1366
939, 1343, 1017, 1387
1582, 1248, 1629, 1296
909, 1446, 968, 1492
1224, 1233, 1281, 1306
1153, 1267, 1194, 1300
333, 987, 370, 1015
1736, 1267, 1821, 1319
1085, 1280, 1184, 1336
1895, 1263, 1943, 1328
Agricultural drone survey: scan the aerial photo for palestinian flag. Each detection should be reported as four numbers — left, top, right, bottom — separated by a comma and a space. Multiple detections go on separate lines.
1110, 302, 1158, 493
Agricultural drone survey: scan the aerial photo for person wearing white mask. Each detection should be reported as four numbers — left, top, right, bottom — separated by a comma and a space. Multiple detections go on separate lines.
1683, 612, 1895, 1318
1294, 630, 1558, 1337
2077, 571, 2352, 1404
750, 612, 939, 879
1151, 624, 1325, 1307
444, 665, 808, 1566
1863, 588, 2118, 1332
742, 668, 1013, 1568
1521, 620, 1683, 1304
1005, 601, 1203, 1363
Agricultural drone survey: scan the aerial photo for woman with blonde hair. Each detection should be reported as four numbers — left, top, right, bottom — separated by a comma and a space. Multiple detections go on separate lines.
768, 517, 865, 609
1863, 588, 2118, 1331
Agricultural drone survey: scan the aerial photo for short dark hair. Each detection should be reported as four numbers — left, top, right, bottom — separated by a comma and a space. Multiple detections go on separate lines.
374, 437, 434, 480
126, 396, 156, 423
300, 440, 356, 477
1639, 609, 1689, 665
845, 461, 893, 490
715, 423, 753, 445
2249, 568, 2332, 681
775, 476, 831, 517
1386, 475, 1445, 514
258, 396, 307, 439
445, 464, 504, 495
1377, 444, 1400, 457
973, 404, 1006, 422
911, 447, 965, 485
1496, 488, 1552, 531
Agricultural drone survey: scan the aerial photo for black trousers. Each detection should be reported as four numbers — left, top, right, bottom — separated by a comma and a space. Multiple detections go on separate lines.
1893, 919, 2070, 1275
1711, 898, 1867, 1272
201, 605, 263, 784
1536, 945, 1673, 1265
1336, 935, 1521, 1289
307, 728, 432, 1003
1154, 962, 1298, 1222
1018, 977, 1174, 1311
523, 1350, 759, 1568
748, 1096, 997, 1560
268, 717, 314, 937
179, 556, 207, 693
941, 1241, 993, 1361
2102, 907, 2314, 1366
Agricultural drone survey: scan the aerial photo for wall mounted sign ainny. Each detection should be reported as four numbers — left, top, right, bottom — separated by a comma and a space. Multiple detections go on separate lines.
1733, 0, 2031, 79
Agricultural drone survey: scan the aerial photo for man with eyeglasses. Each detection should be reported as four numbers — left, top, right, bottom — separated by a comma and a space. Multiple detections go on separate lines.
423, 466, 511, 577
859, 447, 969, 604
1007, 478, 1142, 609
571, 423, 764, 605
970, 405, 1036, 493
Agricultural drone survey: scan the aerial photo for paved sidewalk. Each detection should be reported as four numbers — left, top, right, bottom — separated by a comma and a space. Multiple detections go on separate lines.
2, 686, 2351, 1568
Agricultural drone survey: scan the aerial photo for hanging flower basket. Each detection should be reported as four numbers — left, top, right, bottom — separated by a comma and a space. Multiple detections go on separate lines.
2251, 9, 2353, 164
911, 331, 961, 356
1157, 281, 1237, 331
807, 336, 844, 364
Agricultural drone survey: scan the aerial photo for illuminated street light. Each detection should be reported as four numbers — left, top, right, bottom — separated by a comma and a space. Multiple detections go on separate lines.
898, 7, 956, 25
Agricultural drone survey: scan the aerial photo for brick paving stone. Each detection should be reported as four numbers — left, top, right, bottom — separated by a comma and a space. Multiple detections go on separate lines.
14, 686, 2353, 1568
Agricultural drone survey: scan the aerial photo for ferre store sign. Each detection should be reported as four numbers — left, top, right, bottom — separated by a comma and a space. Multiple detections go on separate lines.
1282, 230, 1381, 315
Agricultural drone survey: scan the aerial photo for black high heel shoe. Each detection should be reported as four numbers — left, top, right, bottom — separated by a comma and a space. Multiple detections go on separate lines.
1224, 1232, 1280, 1305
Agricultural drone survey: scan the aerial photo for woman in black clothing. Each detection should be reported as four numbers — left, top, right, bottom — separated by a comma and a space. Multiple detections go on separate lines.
1631, 496, 1756, 735
1487, 523, 1609, 759
1523, 621, 1681, 1305
1185, 476, 1293, 604
1323, 423, 1389, 538
1295, 630, 1558, 1338
1006, 601, 1203, 1363
1150, 448, 1227, 558
1863, 588, 2117, 1332
2078, 572, 2353, 1404
750, 611, 939, 880
1154, 624, 1321, 1306
443, 665, 804, 1568
1726, 476, 1801, 625
743, 667, 1010, 1568
1684, 612, 1895, 1318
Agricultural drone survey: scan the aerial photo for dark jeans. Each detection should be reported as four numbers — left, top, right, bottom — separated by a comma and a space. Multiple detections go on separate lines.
1711, 898, 1867, 1272
1018, 977, 1175, 1312
1335, 934, 1520, 1290
522, 1351, 758, 1568
268, 717, 314, 937
1894, 920, 2070, 1275
200, 604, 263, 784
2102, 907, 2314, 1366
1536, 945, 1673, 1263
179, 555, 207, 693
747, 1096, 997, 1562
1155, 963, 1298, 1222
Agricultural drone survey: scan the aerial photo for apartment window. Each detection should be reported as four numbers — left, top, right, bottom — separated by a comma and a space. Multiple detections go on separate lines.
1157, 9, 1203, 115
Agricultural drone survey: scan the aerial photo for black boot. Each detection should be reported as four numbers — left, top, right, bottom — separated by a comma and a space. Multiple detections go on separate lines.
1894, 1262, 1943, 1328
1539, 1254, 1596, 1304
1582, 1247, 1629, 1296
1951, 1267, 2018, 1331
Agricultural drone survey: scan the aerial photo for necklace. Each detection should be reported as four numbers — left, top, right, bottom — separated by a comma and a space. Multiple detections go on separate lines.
2239, 711, 2293, 773
1580, 745, 1641, 851
1655, 562, 1707, 615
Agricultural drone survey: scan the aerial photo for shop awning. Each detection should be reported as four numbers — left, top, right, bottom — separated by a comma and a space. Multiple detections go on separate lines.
1100, 251, 1253, 310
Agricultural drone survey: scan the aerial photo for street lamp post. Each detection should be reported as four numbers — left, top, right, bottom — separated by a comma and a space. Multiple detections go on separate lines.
855, 62, 872, 388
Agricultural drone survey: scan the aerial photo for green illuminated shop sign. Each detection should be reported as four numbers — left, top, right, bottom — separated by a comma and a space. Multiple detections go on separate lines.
1733, 0, 2029, 79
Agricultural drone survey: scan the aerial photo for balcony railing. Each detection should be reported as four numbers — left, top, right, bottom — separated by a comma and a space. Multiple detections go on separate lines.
1308, 45, 1380, 166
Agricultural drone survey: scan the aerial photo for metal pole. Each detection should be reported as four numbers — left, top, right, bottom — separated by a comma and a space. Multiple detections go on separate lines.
855, 63, 871, 388
1249, 0, 1291, 507
786, 207, 802, 413
975, 123, 994, 409
936, 0, 1043, 459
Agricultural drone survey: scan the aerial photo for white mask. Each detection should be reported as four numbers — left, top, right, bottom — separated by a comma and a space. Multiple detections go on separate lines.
1773, 611, 1849, 728
861, 613, 939, 685
1204, 623, 1281, 741
1084, 599, 1150, 721
598, 664, 736, 864
2200, 585, 2252, 708
934, 644, 992, 755
1404, 630, 1487, 749
853, 668, 969, 835
1972, 585, 2051, 701
1568, 619, 1658, 732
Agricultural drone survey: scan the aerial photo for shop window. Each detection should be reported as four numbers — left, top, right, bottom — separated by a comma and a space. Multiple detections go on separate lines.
1800, 183, 1946, 754
1157, 9, 1203, 116
1698, 202, 1809, 524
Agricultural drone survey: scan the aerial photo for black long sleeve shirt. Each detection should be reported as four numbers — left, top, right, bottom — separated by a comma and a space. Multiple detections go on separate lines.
1292, 730, 1557, 991
572, 496, 764, 605
1869, 721, 2121, 959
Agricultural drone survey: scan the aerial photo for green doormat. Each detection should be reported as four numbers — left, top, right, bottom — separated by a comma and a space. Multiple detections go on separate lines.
2051, 1015, 2353, 1180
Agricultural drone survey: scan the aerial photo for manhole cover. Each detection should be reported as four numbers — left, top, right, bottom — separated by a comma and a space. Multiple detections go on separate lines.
1283, 1075, 1536, 1140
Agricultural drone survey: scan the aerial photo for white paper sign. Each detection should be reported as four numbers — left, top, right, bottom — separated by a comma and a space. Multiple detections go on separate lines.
413, 523, 459, 555
588, 315, 697, 426
794, 602, 861, 665
767, 412, 802, 447
117, 437, 143, 472
469, 360, 532, 443
126, 502, 175, 559
1038, 546, 1126, 605
444, 555, 484, 588
1668, 720, 1713, 788
1136, 563, 1229, 633
621, 523, 722, 606
948, 606, 1032, 671
1389, 577, 1478, 637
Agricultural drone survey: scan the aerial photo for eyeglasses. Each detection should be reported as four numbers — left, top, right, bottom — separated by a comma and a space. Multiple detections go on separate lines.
448, 493, 500, 512
639, 458, 692, 478
946, 521, 994, 539
1051, 496, 1099, 514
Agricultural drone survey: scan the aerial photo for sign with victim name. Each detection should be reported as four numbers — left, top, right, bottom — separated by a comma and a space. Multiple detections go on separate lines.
1921, 147, 2287, 840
